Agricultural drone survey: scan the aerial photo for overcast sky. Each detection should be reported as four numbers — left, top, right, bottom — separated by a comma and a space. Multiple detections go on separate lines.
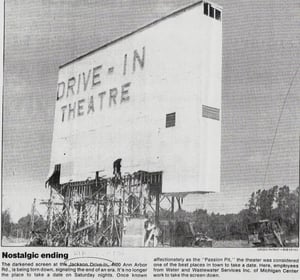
2, 0, 300, 222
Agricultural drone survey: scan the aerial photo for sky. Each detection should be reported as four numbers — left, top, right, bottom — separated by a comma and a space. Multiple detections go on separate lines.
2, 0, 300, 222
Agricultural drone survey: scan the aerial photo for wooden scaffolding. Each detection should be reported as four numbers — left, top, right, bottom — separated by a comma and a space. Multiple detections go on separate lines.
31, 169, 164, 247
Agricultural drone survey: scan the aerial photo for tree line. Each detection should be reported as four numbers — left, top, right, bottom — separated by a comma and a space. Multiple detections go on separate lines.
1, 185, 299, 241
1, 211, 46, 240
165, 185, 299, 240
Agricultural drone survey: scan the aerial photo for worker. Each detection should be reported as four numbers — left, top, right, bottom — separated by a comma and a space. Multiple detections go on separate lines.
113, 158, 122, 179
144, 211, 158, 247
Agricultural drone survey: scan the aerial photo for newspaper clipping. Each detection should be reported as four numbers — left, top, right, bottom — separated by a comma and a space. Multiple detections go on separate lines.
1, 0, 299, 279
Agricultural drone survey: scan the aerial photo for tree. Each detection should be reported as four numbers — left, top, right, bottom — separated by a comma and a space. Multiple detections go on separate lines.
246, 192, 257, 222
16, 214, 46, 239
274, 186, 299, 234
1, 209, 12, 237
245, 185, 299, 238
253, 186, 277, 219
17, 215, 32, 239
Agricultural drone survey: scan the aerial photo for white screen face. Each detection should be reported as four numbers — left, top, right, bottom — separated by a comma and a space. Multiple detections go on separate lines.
50, 3, 222, 193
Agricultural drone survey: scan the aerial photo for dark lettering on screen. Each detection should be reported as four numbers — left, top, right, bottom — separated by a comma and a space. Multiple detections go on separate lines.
57, 82, 65, 100
87, 95, 95, 114
61, 105, 67, 121
60, 82, 132, 122
133, 46, 145, 72
121, 82, 131, 103
67, 77, 76, 97
98, 91, 106, 110
109, 88, 118, 107
123, 54, 128, 76
76, 73, 81, 94
83, 69, 91, 91
92, 65, 102, 87
58, 46, 145, 122
77, 99, 85, 116
57, 46, 145, 100
68, 102, 76, 120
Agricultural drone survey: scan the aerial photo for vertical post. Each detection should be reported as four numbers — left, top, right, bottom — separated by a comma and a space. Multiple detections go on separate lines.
151, 191, 160, 247
139, 176, 143, 215
95, 172, 100, 236
46, 187, 53, 246
30, 198, 36, 232
110, 180, 116, 246
103, 195, 107, 229
81, 201, 86, 243
68, 195, 74, 246
176, 197, 182, 210
120, 183, 126, 246
171, 196, 175, 218
169, 196, 176, 247
63, 189, 70, 246
155, 191, 160, 225
76, 204, 80, 227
